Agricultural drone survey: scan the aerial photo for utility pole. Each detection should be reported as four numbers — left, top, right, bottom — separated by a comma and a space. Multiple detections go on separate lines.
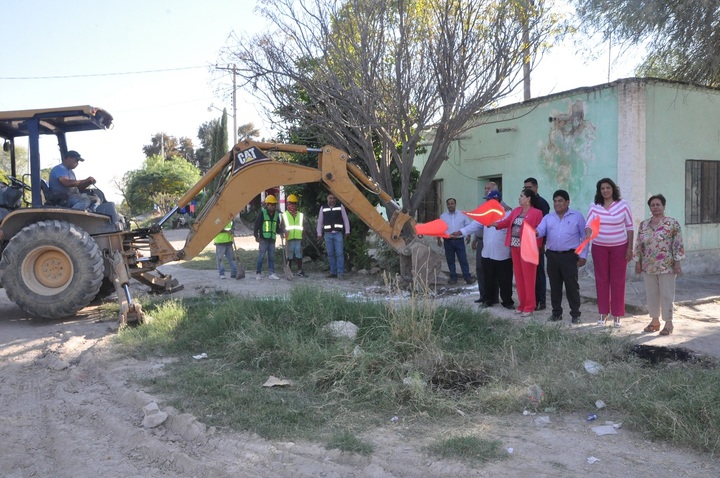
522, 0, 532, 101
232, 64, 237, 145
213, 64, 238, 144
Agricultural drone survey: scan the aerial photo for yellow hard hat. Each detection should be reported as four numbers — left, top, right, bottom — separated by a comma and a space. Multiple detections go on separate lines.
287, 194, 299, 203
265, 194, 278, 204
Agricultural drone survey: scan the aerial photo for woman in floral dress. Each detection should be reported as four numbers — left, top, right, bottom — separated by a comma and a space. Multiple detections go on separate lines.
634, 194, 685, 336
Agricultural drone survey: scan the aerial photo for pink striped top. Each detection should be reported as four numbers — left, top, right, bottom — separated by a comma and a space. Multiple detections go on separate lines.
586, 199, 634, 247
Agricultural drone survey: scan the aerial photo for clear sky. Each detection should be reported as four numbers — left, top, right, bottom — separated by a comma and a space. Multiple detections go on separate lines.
1, 0, 637, 203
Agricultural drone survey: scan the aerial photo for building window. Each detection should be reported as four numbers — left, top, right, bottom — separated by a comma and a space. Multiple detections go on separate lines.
686, 160, 720, 224
478, 176, 504, 203
418, 179, 443, 223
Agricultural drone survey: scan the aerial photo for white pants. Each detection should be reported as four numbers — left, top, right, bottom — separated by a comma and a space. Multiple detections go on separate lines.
643, 273, 677, 322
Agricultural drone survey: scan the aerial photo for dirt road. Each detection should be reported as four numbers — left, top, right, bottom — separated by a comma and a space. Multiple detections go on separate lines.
1, 230, 719, 477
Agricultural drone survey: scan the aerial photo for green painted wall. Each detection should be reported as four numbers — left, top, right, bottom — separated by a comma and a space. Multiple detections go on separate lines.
645, 83, 720, 252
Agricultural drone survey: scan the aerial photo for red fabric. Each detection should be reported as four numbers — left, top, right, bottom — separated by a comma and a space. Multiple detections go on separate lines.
415, 219, 450, 238
511, 247, 537, 312
495, 206, 543, 249
575, 216, 600, 255
521, 222, 539, 265
464, 199, 505, 226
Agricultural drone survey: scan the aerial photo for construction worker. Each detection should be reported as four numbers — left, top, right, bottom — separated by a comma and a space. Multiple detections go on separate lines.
214, 222, 237, 279
253, 195, 284, 280
282, 194, 306, 277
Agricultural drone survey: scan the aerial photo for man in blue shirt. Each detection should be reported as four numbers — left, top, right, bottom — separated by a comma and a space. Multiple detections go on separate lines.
536, 190, 588, 324
49, 150, 101, 211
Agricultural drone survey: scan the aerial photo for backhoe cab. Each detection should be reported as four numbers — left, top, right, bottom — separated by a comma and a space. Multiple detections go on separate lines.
0, 106, 138, 322
0, 106, 432, 325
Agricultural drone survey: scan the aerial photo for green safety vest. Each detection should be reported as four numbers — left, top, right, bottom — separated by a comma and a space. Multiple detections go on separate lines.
282, 211, 304, 240
261, 209, 279, 240
214, 222, 234, 244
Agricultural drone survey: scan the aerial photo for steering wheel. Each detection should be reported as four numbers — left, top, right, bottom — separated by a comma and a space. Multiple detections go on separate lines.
8, 176, 31, 191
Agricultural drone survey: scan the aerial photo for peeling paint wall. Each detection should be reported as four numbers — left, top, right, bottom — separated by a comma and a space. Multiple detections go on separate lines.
540, 99, 596, 202
617, 81, 647, 232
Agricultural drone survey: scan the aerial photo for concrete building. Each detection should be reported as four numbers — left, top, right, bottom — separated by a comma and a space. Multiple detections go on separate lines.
414, 77, 720, 274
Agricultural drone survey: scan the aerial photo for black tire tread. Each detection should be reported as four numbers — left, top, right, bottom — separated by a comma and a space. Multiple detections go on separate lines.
0, 220, 104, 318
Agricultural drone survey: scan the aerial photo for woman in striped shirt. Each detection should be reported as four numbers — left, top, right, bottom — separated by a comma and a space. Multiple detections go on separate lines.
585, 178, 634, 328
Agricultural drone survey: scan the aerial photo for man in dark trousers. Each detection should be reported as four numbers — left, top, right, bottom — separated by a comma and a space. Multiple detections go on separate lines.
438, 198, 474, 285
536, 190, 588, 324
471, 182, 500, 301
524, 177, 550, 310
316, 193, 350, 279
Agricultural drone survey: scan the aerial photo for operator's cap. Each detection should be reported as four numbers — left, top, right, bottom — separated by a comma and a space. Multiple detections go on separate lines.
484, 190, 502, 201
67, 150, 84, 161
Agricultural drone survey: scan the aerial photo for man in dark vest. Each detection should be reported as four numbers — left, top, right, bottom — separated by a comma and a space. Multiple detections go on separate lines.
316, 193, 350, 279
253, 194, 284, 280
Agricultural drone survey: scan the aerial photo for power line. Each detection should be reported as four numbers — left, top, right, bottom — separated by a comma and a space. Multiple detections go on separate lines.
0, 65, 207, 80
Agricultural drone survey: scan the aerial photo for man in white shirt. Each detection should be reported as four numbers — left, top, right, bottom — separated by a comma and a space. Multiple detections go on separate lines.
437, 198, 475, 285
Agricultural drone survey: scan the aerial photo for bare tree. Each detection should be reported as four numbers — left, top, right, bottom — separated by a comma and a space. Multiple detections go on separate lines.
223, 0, 560, 215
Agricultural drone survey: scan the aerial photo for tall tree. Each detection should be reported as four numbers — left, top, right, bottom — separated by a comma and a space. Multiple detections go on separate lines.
142, 133, 181, 160
0, 144, 29, 180
573, 0, 720, 86
238, 122, 260, 140
177, 137, 196, 163
212, 109, 229, 163
123, 155, 201, 214
196, 120, 219, 173
223, 0, 561, 215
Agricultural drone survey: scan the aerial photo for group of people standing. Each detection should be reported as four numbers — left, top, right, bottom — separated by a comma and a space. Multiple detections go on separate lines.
213, 193, 350, 281
446, 177, 685, 335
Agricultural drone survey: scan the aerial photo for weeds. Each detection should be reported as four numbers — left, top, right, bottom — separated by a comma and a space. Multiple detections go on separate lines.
326, 430, 374, 455
427, 435, 507, 464
117, 284, 720, 456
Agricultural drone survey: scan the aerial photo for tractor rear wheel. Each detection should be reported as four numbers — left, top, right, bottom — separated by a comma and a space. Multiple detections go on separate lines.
0, 220, 104, 318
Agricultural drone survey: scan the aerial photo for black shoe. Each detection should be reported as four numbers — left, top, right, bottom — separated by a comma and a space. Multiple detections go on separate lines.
548, 315, 563, 322
465, 276, 476, 285
474, 298, 484, 303
571, 317, 581, 324
448, 279, 458, 285
326, 273, 337, 278
502, 304, 515, 310
535, 302, 546, 311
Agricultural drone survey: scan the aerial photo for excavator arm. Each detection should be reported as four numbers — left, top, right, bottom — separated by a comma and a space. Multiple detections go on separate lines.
118, 140, 431, 314
147, 141, 417, 264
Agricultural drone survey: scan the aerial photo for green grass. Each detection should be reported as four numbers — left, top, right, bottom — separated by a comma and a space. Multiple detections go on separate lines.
115, 285, 720, 457
177, 248, 263, 272
427, 435, 508, 464
326, 430, 374, 455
